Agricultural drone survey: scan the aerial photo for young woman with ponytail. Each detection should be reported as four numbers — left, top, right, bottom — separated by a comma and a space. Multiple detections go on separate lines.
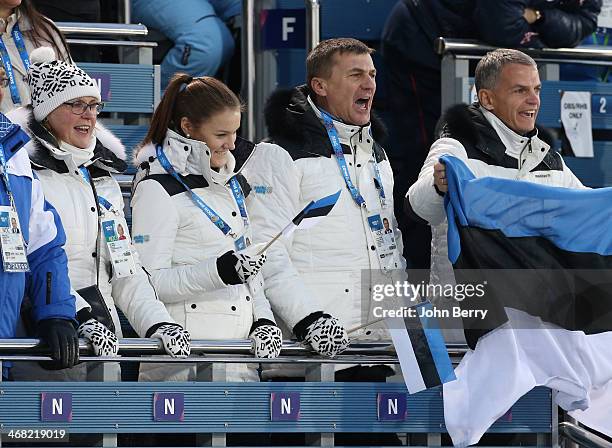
132, 73, 283, 383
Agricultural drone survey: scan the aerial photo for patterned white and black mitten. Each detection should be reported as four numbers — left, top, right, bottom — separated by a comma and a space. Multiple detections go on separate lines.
217, 246, 267, 285
304, 316, 350, 358
151, 324, 191, 358
234, 250, 266, 284
78, 318, 119, 356
249, 321, 282, 358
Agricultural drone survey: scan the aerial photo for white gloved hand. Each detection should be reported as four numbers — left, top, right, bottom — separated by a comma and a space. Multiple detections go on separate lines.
249, 322, 282, 358
304, 315, 350, 358
151, 324, 191, 358
77, 318, 119, 356
234, 243, 267, 284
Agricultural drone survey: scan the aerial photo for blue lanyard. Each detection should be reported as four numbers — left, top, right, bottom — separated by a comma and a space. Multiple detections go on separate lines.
319, 110, 386, 208
79, 166, 112, 211
156, 145, 246, 238
0, 23, 30, 105
320, 110, 366, 208
371, 150, 387, 207
0, 143, 14, 207
228, 175, 249, 227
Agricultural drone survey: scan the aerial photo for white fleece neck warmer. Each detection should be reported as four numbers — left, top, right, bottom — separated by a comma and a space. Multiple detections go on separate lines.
58, 138, 96, 167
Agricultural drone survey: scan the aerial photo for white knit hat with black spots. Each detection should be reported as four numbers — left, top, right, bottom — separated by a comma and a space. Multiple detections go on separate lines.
27, 47, 101, 121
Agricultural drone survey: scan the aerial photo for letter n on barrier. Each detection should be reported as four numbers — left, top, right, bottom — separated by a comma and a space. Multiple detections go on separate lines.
154, 393, 185, 422
270, 392, 300, 421
377, 393, 407, 421
41, 392, 72, 422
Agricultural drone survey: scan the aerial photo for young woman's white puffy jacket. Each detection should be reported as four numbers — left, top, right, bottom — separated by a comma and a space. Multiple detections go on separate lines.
8, 107, 178, 339
131, 129, 275, 382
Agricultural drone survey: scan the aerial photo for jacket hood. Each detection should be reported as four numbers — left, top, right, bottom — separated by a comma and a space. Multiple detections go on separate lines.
264, 84, 387, 146
7, 106, 127, 173
133, 129, 256, 186
438, 102, 555, 147
438, 102, 559, 170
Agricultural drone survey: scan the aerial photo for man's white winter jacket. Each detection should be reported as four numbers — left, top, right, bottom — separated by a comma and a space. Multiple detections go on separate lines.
244, 86, 405, 339
406, 103, 586, 341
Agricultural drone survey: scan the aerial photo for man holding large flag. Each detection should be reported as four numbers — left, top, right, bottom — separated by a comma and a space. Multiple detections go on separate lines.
406, 48, 607, 445
406, 48, 586, 345
244, 37, 405, 386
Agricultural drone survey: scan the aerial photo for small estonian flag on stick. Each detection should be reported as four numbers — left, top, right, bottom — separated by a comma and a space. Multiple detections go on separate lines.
387, 301, 456, 394
257, 190, 341, 255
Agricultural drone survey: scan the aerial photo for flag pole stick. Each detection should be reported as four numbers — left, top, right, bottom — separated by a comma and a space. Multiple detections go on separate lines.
346, 317, 385, 335
256, 231, 283, 256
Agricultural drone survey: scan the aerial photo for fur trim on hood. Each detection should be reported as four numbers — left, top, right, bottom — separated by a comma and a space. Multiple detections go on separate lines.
7, 106, 126, 160
6, 106, 127, 173
438, 102, 555, 148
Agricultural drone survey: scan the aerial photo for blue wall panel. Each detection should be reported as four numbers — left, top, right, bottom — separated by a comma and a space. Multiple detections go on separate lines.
0, 382, 551, 434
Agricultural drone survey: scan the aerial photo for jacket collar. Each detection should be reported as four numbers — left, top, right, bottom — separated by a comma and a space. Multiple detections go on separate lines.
480, 106, 540, 159
440, 103, 551, 168
135, 129, 257, 187
0, 9, 26, 34
306, 95, 374, 154
264, 84, 386, 158
17, 107, 128, 175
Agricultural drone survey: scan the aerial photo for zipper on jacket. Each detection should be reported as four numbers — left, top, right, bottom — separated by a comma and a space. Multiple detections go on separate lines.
518, 139, 531, 172
46, 272, 52, 304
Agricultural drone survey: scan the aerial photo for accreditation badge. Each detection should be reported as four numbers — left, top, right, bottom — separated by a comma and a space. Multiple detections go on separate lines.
367, 212, 401, 273
233, 226, 254, 252
101, 215, 137, 278
0, 206, 29, 272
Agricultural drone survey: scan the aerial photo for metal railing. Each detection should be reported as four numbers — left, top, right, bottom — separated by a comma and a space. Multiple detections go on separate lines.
435, 37, 612, 112
435, 37, 612, 65
123, 0, 131, 25
559, 422, 612, 448
306, 0, 321, 53
56, 22, 147, 37
0, 339, 468, 364
55, 22, 153, 65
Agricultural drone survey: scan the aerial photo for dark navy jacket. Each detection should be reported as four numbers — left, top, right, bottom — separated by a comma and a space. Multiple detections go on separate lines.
476, 0, 601, 49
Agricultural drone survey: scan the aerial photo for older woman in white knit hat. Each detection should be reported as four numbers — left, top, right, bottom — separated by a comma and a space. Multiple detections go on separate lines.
8, 47, 191, 380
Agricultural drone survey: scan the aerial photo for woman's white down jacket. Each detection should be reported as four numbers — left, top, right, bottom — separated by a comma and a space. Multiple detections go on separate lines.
131, 130, 275, 381
7, 107, 176, 339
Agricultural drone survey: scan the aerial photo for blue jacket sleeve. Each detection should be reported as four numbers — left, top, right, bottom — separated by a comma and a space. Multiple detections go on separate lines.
25, 174, 76, 324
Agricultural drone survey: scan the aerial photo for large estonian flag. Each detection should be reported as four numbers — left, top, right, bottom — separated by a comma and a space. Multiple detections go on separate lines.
439, 155, 612, 447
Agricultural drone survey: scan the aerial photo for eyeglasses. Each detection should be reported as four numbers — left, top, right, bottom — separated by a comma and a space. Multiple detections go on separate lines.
63, 101, 105, 115
0, 77, 9, 88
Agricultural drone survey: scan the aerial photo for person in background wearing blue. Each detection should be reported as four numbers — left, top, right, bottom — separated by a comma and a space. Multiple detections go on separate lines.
0, 84, 78, 377
131, 0, 241, 89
